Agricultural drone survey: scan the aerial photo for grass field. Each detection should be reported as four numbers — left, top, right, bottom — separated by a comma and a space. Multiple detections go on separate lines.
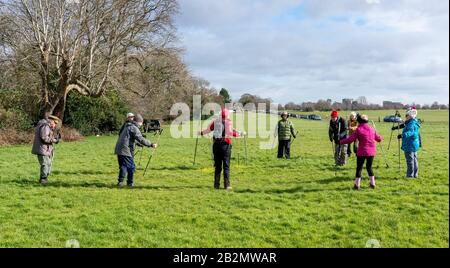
0, 110, 448, 248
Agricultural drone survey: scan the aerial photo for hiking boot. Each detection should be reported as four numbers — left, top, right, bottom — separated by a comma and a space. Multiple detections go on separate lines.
369, 176, 376, 189
353, 177, 361, 190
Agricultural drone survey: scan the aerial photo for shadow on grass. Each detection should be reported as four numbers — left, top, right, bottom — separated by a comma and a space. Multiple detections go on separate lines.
52, 170, 112, 176
235, 183, 350, 194
136, 165, 199, 171
7, 179, 210, 191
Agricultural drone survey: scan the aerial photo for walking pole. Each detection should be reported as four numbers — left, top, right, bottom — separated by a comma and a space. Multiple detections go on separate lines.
193, 134, 199, 166
329, 139, 337, 175
244, 133, 248, 165
387, 122, 395, 151
237, 135, 241, 166
397, 122, 401, 173
210, 138, 214, 164
143, 133, 162, 177
290, 131, 300, 146
337, 122, 341, 165
138, 145, 144, 166
371, 121, 390, 168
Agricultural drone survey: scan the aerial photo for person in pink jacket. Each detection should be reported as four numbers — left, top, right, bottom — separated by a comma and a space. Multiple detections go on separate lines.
340, 114, 382, 190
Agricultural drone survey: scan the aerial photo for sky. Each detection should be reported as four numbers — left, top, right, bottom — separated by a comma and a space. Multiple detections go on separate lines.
175, 0, 449, 105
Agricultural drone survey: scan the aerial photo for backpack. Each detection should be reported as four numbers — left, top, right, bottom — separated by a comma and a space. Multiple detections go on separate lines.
213, 120, 226, 143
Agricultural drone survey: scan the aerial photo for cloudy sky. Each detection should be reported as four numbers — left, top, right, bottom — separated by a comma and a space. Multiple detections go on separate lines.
175, 0, 449, 105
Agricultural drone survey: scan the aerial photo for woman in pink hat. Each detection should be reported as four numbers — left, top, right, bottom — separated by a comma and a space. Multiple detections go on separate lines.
340, 114, 382, 190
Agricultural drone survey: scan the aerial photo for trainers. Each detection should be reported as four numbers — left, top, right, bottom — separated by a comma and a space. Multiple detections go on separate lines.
127, 183, 134, 188
39, 178, 48, 184
117, 181, 125, 187
226, 186, 233, 190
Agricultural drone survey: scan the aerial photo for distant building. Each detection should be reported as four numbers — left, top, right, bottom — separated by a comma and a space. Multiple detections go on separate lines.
383, 101, 404, 109
342, 99, 353, 110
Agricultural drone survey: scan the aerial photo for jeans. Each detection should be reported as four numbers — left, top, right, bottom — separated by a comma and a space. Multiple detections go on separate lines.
118, 155, 136, 185
213, 142, 232, 188
37, 155, 53, 179
347, 140, 358, 156
335, 143, 348, 165
278, 140, 291, 159
405, 152, 419, 178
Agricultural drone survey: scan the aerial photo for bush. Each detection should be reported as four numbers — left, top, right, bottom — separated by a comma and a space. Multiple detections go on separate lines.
60, 126, 84, 142
0, 128, 34, 146
0, 108, 34, 132
64, 90, 129, 135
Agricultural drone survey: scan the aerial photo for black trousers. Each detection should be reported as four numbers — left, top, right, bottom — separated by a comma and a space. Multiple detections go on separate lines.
278, 140, 291, 159
347, 140, 358, 156
213, 142, 232, 188
356, 156, 374, 178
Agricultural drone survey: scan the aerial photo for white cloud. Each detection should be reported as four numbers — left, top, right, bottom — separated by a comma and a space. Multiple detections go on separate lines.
176, 0, 449, 105
366, 0, 380, 4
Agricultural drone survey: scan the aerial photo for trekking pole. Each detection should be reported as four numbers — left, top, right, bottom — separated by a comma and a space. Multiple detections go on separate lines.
237, 135, 241, 166
244, 133, 248, 165
337, 122, 341, 165
387, 122, 395, 151
371, 121, 390, 168
290, 131, 300, 146
143, 133, 162, 177
138, 145, 144, 166
397, 122, 401, 173
210, 138, 214, 165
193, 134, 199, 166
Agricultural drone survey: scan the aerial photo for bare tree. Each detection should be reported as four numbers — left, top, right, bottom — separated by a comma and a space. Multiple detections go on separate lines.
0, 0, 178, 121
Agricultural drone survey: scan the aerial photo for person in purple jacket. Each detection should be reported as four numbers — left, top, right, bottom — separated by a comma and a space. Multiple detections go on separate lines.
340, 114, 382, 190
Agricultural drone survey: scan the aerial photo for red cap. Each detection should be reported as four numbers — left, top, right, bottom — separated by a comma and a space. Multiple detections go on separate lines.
331, 111, 339, 118
221, 108, 230, 119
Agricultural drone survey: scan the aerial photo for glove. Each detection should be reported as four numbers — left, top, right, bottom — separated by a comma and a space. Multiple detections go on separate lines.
392, 124, 405, 131
397, 134, 402, 140
54, 133, 61, 144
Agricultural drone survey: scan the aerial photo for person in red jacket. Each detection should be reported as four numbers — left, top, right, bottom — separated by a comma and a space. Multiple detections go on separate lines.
340, 114, 382, 190
200, 108, 246, 190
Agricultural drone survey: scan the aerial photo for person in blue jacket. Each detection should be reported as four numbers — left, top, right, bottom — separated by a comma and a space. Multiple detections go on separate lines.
397, 107, 421, 178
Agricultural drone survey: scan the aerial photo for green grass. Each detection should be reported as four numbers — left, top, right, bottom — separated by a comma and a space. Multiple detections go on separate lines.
0, 110, 448, 248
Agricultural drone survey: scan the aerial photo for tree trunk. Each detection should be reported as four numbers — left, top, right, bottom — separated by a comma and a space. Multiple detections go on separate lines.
51, 93, 68, 123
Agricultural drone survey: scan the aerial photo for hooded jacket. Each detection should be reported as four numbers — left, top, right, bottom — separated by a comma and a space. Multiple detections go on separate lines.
31, 119, 57, 156
401, 118, 421, 153
340, 123, 382, 157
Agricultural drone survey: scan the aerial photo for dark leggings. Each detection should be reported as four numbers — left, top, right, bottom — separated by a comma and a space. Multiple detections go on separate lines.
356, 156, 374, 178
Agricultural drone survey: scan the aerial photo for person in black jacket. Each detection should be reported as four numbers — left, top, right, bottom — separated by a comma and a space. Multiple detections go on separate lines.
329, 111, 348, 166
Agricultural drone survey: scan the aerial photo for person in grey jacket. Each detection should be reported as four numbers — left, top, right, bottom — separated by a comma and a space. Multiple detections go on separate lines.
114, 114, 157, 187
31, 115, 61, 184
